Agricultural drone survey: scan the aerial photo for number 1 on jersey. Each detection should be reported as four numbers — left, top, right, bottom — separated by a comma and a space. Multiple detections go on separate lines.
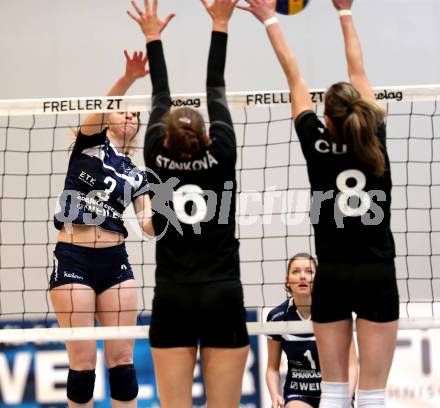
303, 349, 317, 370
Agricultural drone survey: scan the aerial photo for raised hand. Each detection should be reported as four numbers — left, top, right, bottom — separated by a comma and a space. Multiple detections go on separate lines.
332, 0, 353, 11
124, 50, 149, 80
200, 0, 239, 23
237, 0, 276, 23
127, 0, 175, 41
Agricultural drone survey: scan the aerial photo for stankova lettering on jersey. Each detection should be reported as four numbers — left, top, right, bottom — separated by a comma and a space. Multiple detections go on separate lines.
156, 151, 219, 171
43, 98, 122, 113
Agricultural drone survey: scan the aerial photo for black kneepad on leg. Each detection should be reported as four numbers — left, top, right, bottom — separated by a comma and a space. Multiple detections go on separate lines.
108, 364, 138, 401
67, 368, 95, 404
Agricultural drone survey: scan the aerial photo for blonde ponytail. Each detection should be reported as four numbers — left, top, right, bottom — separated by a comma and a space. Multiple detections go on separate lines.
325, 82, 386, 176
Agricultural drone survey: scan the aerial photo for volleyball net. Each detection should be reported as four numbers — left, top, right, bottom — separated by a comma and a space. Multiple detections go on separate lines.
0, 85, 439, 342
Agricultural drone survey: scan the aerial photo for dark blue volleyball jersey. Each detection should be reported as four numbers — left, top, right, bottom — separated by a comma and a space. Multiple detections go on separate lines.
143, 33, 239, 284
267, 299, 321, 401
54, 129, 149, 238
295, 110, 395, 261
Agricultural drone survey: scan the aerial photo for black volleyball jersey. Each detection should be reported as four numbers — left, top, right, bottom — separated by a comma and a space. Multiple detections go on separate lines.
295, 110, 395, 261
267, 299, 321, 400
54, 129, 149, 238
144, 33, 239, 284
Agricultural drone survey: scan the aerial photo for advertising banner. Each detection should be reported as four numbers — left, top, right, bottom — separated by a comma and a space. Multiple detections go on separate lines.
0, 314, 260, 408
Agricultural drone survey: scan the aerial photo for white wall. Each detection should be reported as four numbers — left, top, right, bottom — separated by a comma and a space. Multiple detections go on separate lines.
0, 0, 439, 99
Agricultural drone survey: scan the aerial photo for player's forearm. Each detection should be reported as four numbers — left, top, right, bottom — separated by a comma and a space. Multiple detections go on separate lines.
139, 219, 155, 237
206, 31, 233, 126
266, 23, 302, 87
146, 40, 170, 96
266, 369, 282, 400
339, 15, 366, 79
106, 75, 136, 97
266, 22, 311, 118
207, 31, 227, 88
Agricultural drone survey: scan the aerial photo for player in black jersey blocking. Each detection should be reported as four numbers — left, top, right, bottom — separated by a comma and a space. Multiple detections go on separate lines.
240, 1, 399, 407
128, 0, 249, 407
266, 253, 358, 408
50, 48, 163, 406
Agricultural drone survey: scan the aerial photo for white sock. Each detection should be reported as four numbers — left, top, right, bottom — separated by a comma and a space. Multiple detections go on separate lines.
357, 388, 386, 407
319, 381, 351, 408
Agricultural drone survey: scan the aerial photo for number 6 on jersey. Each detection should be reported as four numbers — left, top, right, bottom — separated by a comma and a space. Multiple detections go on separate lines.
173, 184, 208, 225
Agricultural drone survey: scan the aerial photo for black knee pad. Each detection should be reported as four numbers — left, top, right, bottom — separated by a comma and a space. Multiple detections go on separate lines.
108, 364, 138, 401
67, 368, 95, 404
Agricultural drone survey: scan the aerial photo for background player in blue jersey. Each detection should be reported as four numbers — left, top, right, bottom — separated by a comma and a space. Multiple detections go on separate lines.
266, 253, 358, 408
50, 47, 162, 406
128, 0, 249, 407
240, 1, 399, 407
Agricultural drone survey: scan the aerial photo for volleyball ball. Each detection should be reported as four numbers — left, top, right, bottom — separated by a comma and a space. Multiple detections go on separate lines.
276, 0, 310, 15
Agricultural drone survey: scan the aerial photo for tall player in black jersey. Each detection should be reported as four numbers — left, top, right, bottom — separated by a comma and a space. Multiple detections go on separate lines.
266, 254, 358, 408
50, 49, 159, 407
128, 0, 249, 407
240, 1, 399, 407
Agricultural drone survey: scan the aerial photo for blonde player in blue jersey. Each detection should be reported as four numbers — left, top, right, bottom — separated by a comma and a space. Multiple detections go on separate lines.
240, 1, 399, 408
50, 45, 169, 406
266, 253, 358, 408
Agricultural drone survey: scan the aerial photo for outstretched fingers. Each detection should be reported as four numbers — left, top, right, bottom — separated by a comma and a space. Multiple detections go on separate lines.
159, 13, 176, 32
144, 0, 150, 14
236, 5, 252, 12
237, 0, 255, 12
127, 10, 141, 23
132, 0, 144, 16
200, 0, 210, 12
127, 0, 144, 23
141, 52, 148, 65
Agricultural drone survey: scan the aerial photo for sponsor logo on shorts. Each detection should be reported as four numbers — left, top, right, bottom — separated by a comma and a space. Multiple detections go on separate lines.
63, 272, 84, 280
